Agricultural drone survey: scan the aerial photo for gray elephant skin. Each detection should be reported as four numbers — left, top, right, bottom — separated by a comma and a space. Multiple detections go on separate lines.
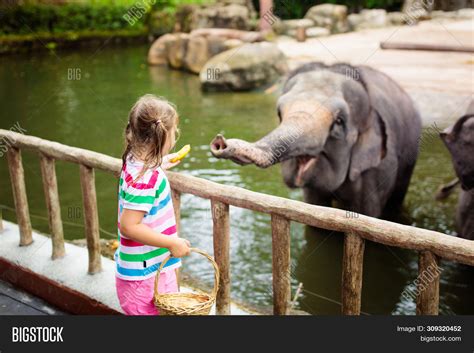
210, 62, 422, 218
440, 100, 474, 240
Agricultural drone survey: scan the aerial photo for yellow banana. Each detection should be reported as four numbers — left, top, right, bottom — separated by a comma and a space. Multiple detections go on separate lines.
170, 144, 191, 163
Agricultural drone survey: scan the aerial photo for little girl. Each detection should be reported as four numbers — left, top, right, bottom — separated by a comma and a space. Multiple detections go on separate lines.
115, 94, 191, 315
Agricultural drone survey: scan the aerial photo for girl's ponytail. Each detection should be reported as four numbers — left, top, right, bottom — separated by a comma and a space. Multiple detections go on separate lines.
121, 95, 179, 182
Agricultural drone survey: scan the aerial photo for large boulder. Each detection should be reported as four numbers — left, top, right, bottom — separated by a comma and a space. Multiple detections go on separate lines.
304, 27, 331, 38
387, 11, 407, 26
166, 33, 190, 69
148, 30, 259, 74
191, 4, 251, 30
348, 9, 388, 31
281, 19, 315, 31
184, 35, 241, 73
431, 9, 474, 21
304, 4, 349, 33
183, 35, 211, 74
147, 33, 176, 66
200, 42, 288, 91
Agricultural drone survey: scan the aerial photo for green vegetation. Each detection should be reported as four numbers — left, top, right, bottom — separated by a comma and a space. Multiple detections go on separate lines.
0, 4, 144, 34
0, 0, 214, 52
0, 0, 213, 35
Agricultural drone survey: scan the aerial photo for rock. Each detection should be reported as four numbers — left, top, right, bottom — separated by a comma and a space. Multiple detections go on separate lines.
278, 18, 317, 37
403, 7, 430, 25
206, 35, 229, 56
148, 29, 259, 73
456, 8, 474, 19
347, 13, 363, 31
431, 9, 474, 21
306, 27, 331, 38
430, 10, 457, 20
182, 35, 246, 74
148, 33, 176, 65
223, 38, 244, 49
200, 42, 288, 91
387, 11, 406, 26
287, 26, 330, 38
183, 35, 210, 74
166, 33, 190, 69
191, 4, 251, 30
359, 9, 388, 29
304, 4, 349, 33
190, 28, 264, 42
348, 9, 388, 31
282, 18, 315, 30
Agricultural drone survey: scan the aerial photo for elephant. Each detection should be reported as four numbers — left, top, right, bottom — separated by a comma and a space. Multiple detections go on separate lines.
210, 62, 422, 218
439, 100, 474, 240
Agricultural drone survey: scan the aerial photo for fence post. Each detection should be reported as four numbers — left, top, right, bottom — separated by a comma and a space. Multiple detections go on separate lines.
271, 214, 291, 315
39, 154, 65, 259
341, 231, 365, 315
416, 251, 440, 315
79, 164, 102, 274
6, 148, 32, 246
171, 189, 181, 234
211, 199, 231, 315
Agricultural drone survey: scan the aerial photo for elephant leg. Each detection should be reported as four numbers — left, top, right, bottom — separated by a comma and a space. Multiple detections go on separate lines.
383, 160, 416, 220
458, 190, 474, 240
335, 173, 383, 218
355, 184, 383, 218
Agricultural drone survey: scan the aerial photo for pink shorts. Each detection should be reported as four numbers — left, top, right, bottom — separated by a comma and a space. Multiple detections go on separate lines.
116, 270, 178, 315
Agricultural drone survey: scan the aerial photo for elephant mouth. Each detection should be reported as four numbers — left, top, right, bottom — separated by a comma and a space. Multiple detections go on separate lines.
295, 155, 319, 187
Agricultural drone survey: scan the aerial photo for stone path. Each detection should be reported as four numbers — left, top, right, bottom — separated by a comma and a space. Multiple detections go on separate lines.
277, 19, 474, 127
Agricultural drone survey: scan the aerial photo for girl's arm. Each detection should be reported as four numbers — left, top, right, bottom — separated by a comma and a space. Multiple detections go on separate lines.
120, 209, 190, 257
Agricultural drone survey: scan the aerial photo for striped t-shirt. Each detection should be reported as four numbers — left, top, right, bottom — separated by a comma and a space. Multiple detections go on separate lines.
115, 157, 181, 281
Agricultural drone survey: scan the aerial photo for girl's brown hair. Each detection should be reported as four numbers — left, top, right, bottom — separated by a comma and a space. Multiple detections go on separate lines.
122, 94, 179, 178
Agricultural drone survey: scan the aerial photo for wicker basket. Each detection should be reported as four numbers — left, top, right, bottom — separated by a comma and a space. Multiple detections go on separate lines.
154, 248, 219, 316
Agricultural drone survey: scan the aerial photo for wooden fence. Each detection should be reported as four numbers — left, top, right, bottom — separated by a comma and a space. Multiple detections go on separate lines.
1, 129, 473, 315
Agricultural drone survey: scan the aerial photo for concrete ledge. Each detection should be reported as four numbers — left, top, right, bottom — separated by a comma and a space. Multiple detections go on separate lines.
0, 221, 253, 315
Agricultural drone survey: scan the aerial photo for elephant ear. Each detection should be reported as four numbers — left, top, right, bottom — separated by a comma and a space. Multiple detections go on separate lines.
340, 71, 387, 181
349, 111, 387, 181
348, 65, 419, 181
441, 114, 474, 190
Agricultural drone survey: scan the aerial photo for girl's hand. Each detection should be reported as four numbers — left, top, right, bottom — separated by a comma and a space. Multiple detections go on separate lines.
169, 238, 191, 258
161, 153, 181, 170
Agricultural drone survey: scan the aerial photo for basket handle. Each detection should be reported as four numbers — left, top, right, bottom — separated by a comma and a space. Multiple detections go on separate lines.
154, 248, 220, 299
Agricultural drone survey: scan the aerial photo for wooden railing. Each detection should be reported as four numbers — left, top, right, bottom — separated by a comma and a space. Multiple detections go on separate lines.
1, 129, 473, 315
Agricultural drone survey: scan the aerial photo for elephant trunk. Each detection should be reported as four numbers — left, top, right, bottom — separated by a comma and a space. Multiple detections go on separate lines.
210, 119, 326, 168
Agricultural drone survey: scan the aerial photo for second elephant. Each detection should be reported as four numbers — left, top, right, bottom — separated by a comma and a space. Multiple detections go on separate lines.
440, 101, 474, 240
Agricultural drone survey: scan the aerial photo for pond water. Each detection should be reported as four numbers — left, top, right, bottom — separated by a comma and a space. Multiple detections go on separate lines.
0, 44, 472, 315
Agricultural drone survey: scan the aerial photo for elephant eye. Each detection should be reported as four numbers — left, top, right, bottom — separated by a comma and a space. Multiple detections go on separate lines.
335, 116, 344, 125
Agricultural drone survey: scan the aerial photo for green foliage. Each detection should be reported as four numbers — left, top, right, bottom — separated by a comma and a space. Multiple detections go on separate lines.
0, 4, 148, 35
0, 1, 213, 35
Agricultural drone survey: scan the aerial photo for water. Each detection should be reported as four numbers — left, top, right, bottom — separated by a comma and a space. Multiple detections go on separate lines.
0, 44, 472, 314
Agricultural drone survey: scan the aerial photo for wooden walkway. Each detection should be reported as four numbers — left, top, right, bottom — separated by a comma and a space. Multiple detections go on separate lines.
0, 279, 64, 315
